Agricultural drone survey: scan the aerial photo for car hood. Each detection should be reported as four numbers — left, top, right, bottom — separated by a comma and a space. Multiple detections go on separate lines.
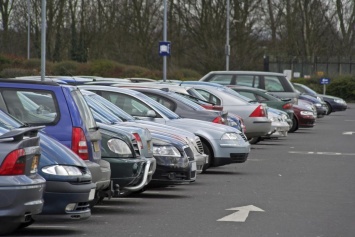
317, 94, 342, 100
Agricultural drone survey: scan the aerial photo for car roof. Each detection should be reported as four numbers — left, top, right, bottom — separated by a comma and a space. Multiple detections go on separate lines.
0, 77, 64, 86
205, 71, 285, 76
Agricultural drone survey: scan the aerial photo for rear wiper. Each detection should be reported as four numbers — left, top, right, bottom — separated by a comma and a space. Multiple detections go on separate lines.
19, 123, 30, 128
89, 126, 100, 131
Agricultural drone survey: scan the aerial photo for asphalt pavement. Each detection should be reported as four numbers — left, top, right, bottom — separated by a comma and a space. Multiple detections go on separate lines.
13, 104, 355, 237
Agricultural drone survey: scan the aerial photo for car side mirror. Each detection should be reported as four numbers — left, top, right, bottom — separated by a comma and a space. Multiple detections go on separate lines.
146, 110, 156, 118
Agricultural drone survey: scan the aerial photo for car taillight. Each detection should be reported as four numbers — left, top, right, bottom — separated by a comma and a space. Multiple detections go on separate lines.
249, 105, 266, 117
72, 127, 89, 160
0, 149, 26, 175
283, 103, 293, 110
212, 116, 224, 124
201, 104, 224, 111
133, 133, 143, 149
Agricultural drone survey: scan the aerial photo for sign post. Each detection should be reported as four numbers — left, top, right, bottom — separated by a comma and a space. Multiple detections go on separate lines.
320, 78, 330, 94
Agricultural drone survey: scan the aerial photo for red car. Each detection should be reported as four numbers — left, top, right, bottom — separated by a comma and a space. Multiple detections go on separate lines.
289, 104, 316, 132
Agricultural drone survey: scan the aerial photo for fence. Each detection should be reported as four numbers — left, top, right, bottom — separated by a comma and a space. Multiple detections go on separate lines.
267, 56, 355, 77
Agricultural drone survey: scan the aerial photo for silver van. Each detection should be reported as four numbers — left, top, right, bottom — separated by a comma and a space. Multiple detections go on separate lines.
199, 71, 299, 104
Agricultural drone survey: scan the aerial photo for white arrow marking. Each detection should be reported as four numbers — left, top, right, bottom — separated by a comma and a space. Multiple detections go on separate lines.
217, 205, 264, 222
343, 131, 355, 135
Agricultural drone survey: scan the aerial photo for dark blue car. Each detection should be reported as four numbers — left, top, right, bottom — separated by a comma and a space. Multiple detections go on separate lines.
0, 110, 95, 222
0, 78, 112, 205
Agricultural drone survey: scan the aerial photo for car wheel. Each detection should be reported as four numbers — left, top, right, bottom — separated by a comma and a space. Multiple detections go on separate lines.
201, 141, 213, 173
325, 102, 332, 115
248, 137, 261, 144
289, 117, 298, 133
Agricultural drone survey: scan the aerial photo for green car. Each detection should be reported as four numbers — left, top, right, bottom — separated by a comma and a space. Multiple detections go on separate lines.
227, 86, 294, 120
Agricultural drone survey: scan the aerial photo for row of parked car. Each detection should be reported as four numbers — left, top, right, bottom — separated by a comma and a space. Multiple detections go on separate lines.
0, 71, 347, 235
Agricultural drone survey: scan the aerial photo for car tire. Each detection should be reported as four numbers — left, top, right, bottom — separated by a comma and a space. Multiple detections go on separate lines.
201, 141, 213, 173
248, 137, 261, 144
325, 102, 332, 115
289, 117, 298, 133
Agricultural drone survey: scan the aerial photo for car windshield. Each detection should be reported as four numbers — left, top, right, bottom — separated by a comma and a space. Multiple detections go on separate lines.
87, 93, 135, 122
135, 93, 181, 119
0, 110, 22, 129
84, 94, 123, 124
219, 87, 253, 102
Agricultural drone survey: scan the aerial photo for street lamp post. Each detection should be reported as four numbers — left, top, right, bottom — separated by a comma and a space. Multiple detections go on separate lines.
41, 0, 46, 81
27, 0, 31, 59
163, 0, 167, 82
225, 0, 230, 71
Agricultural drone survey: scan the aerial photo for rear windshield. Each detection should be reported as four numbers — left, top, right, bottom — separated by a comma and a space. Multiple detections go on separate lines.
71, 90, 97, 131
0, 89, 59, 125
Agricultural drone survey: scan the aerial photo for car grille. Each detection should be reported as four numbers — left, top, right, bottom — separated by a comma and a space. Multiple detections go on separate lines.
74, 202, 90, 212
239, 133, 248, 142
195, 137, 204, 153
132, 139, 140, 157
184, 147, 194, 161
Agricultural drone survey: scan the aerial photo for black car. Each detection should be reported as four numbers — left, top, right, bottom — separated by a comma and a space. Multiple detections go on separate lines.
292, 83, 347, 115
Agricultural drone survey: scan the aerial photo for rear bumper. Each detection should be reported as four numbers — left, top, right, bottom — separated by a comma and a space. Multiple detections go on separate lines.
0, 175, 45, 222
86, 160, 111, 191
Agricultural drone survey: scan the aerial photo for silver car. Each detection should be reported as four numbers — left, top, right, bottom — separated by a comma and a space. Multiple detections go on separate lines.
181, 84, 272, 142
0, 125, 46, 235
79, 85, 251, 172
81, 89, 207, 173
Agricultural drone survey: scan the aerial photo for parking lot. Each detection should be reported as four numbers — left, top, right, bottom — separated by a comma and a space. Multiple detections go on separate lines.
12, 104, 355, 237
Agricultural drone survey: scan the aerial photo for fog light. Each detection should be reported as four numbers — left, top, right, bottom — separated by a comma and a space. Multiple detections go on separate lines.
65, 203, 77, 212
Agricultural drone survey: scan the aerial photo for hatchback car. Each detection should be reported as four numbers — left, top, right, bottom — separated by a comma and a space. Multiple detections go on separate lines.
199, 71, 299, 104
0, 78, 112, 205
0, 122, 45, 235
0, 109, 97, 221
79, 85, 250, 172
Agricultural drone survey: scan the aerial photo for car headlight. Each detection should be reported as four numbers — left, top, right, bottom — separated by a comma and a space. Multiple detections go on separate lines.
334, 99, 346, 104
152, 139, 188, 168
42, 165, 83, 176
107, 138, 132, 155
300, 111, 314, 116
221, 132, 242, 140
315, 103, 322, 107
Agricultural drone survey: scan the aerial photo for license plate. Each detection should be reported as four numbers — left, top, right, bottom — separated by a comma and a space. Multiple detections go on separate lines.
93, 141, 100, 152
88, 188, 96, 201
191, 162, 197, 171
30, 155, 39, 174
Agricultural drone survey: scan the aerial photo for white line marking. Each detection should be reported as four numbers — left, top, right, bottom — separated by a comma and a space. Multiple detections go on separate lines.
343, 131, 355, 135
289, 151, 355, 156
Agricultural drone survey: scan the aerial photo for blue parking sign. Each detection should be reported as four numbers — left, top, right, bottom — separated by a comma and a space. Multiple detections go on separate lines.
320, 78, 330, 85
159, 41, 171, 56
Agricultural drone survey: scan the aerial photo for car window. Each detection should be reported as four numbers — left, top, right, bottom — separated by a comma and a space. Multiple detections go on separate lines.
71, 90, 97, 130
194, 89, 221, 105
1, 89, 58, 125
144, 93, 176, 111
233, 75, 259, 88
238, 91, 257, 101
264, 76, 284, 92
209, 75, 233, 85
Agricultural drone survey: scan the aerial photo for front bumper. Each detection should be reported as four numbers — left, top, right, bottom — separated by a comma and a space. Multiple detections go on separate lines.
39, 180, 95, 220
212, 138, 250, 166
265, 121, 290, 138
150, 160, 196, 185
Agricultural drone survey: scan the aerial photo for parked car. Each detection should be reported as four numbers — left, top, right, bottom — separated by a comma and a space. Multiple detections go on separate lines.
289, 103, 316, 133
97, 122, 153, 195
292, 82, 347, 115
0, 120, 45, 235
78, 85, 250, 172
80, 89, 207, 174
0, 78, 112, 205
128, 87, 229, 125
177, 84, 271, 143
226, 86, 294, 120
297, 93, 327, 118
198, 71, 300, 104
